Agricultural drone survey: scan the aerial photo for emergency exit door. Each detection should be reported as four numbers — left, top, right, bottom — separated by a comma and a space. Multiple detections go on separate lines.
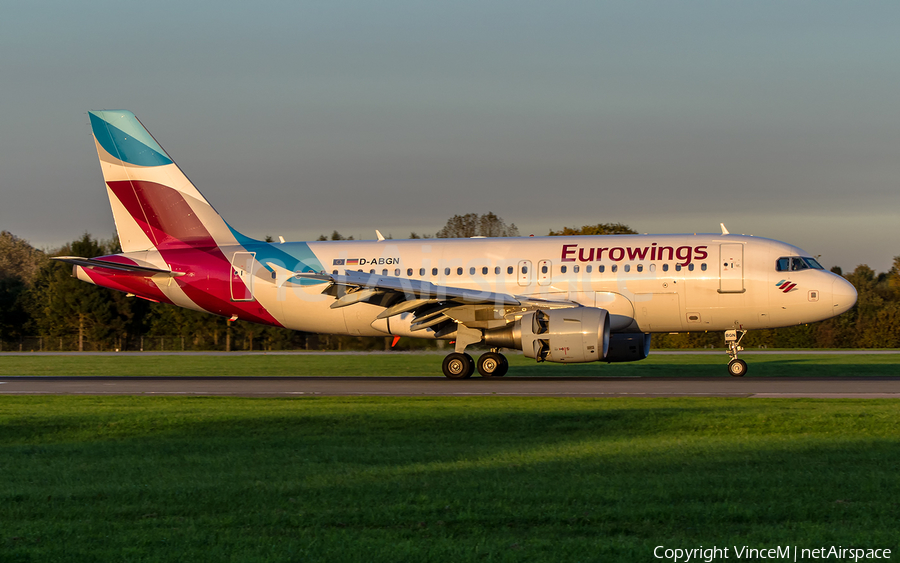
517, 260, 533, 287
719, 244, 744, 293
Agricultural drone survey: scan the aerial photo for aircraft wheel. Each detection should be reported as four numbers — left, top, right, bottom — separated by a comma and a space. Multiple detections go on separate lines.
477, 352, 508, 378
443, 352, 475, 379
728, 359, 748, 377
495, 355, 509, 377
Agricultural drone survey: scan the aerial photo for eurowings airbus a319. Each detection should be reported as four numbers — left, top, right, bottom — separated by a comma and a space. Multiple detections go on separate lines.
55, 110, 858, 378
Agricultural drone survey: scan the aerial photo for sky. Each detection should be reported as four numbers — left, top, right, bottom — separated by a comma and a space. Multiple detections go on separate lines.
1, 1, 898, 272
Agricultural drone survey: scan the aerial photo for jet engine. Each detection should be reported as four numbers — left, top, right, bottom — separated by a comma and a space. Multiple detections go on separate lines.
484, 307, 610, 363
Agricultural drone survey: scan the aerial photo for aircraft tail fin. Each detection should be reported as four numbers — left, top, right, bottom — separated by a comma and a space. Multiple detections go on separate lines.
88, 110, 250, 253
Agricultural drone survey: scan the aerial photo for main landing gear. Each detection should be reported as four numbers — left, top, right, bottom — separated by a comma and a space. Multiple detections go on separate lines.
725, 329, 748, 377
441, 350, 508, 378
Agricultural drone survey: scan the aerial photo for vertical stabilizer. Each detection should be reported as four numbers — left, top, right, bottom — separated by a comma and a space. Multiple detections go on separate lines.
89, 110, 246, 252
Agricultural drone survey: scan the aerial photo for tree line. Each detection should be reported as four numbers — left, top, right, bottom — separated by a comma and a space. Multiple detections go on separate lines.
1, 215, 898, 352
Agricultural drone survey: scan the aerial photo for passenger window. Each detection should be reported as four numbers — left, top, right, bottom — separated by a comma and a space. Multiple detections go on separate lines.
675, 264, 682, 271
701, 263, 707, 271
573, 265, 580, 273
586, 265, 592, 273
494, 266, 501, 275
624, 264, 630, 272
649, 264, 656, 272
457, 267, 463, 275
637, 264, 643, 272
469, 267, 476, 275
541, 265, 548, 274
688, 264, 694, 272
560, 265, 567, 274
597, 265, 603, 273
507, 266, 514, 274
432, 268, 438, 276
611, 265, 618, 273
522, 266, 528, 274
383, 269, 388, 276
482, 267, 488, 275
663, 264, 669, 272
444, 268, 450, 275
332, 270, 338, 274
419, 268, 425, 276
370, 269, 376, 274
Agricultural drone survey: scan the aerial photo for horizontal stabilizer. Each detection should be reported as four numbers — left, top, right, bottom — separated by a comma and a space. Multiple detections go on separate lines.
52, 256, 183, 276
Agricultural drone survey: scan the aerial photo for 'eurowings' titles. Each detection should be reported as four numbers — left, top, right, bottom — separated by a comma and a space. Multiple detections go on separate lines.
561, 244, 709, 266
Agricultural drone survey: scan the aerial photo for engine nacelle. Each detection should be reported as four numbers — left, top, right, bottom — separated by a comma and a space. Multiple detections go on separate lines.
604, 333, 651, 363
485, 307, 610, 363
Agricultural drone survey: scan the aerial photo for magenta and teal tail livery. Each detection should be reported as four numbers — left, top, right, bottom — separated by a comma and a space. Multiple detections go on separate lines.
89, 110, 239, 252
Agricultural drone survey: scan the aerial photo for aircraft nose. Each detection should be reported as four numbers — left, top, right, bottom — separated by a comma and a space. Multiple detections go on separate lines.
832, 276, 857, 316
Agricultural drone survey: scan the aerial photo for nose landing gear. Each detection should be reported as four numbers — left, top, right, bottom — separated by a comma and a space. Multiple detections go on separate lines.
725, 329, 748, 377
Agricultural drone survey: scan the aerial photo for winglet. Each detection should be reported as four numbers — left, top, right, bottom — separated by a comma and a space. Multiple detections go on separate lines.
720, 223, 730, 235
376, 229, 386, 241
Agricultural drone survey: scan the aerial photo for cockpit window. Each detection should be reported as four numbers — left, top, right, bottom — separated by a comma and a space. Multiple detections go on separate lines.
805, 257, 824, 270
776, 256, 825, 272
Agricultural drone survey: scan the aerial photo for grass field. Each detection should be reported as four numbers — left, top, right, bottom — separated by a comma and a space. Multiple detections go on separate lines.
1, 396, 899, 562
0, 351, 898, 377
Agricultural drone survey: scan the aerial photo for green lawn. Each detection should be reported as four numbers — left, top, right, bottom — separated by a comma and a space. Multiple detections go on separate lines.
0, 351, 898, 377
1, 396, 899, 562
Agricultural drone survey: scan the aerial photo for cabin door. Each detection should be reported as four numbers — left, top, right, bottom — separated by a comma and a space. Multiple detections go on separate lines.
230, 252, 256, 301
719, 244, 744, 293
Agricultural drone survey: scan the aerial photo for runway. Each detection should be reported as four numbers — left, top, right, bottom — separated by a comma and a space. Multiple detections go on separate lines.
2, 376, 899, 398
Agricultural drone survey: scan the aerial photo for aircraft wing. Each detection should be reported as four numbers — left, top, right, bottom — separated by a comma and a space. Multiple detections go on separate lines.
295, 271, 579, 335
51, 256, 184, 277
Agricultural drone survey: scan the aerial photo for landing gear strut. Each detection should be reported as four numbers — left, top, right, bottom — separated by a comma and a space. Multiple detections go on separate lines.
725, 329, 748, 377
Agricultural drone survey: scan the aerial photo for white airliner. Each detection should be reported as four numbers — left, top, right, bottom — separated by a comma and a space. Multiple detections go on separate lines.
54, 110, 858, 378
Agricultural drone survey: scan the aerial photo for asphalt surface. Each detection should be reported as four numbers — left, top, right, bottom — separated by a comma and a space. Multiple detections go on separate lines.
2, 376, 899, 398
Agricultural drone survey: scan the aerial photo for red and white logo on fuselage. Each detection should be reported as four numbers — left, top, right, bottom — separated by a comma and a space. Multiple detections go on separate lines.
776, 280, 798, 293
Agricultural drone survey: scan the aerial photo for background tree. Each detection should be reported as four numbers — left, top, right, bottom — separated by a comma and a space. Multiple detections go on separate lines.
435, 212, 518, 238
30, 234, 116, 351
317, 231, 354, 241
548, 223, 637, 236
0, 232, 47, 344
